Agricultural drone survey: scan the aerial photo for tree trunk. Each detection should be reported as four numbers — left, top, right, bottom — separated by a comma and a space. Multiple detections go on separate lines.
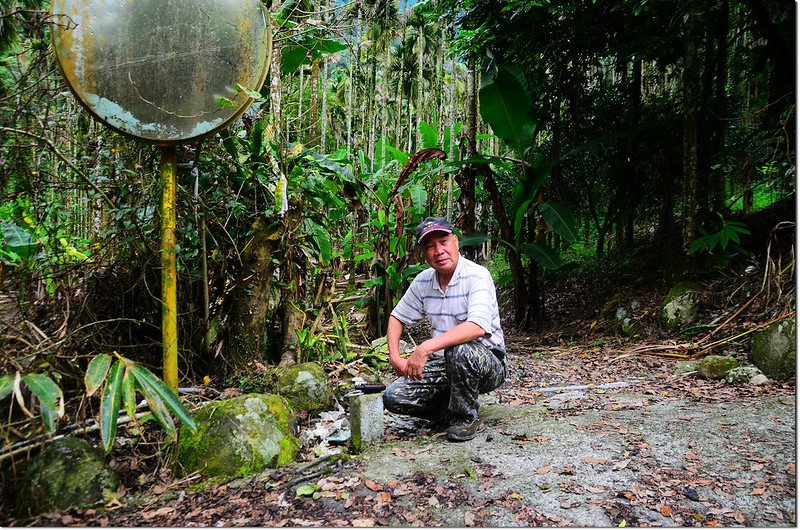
681, 0, 700, 250
227, 221, 280, 371
457, 59, 478, 257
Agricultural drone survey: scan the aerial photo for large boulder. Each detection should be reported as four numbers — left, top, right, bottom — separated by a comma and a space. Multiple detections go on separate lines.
15, 437, 119, 517
176, 394, 300, 478
751, 319, 796, 380
697, 355, 739, 379
658, 282, 702, 330
276, 362, 333, 414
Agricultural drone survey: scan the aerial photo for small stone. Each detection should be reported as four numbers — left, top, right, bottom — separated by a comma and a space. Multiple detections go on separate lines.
725, 366, 763, 384
349, 393, 384, 452
697, 355, 738, 379
750, 374, 769, 386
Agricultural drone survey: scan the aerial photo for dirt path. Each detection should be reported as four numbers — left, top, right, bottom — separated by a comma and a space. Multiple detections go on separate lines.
22, 339, 796, 528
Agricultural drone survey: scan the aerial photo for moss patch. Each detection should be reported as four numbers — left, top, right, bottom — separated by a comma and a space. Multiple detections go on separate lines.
658, 281, 702, 330
15, 437, 119, 517
275, 362, 333, 414
176, 393, 299, 479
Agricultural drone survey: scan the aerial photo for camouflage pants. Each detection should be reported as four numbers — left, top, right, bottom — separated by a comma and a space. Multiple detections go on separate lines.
383, 342, 506, 425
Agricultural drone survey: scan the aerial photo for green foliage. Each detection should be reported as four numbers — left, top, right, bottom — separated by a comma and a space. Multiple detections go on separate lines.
689, 215, 750, 255
0, 371, 64, 433
475, 61, 574, 270
295, 327, 327, 363
84, 353, 196, 453
0, 196, 93, 295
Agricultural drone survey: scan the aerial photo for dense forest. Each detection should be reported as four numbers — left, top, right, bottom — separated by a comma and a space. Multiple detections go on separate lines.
0, 0, 795, 499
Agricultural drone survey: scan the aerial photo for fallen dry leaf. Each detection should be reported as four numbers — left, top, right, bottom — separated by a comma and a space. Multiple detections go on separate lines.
582, 457, 610, 465
364, 479, 383, 492
613, 458, 630, 470
661, 505, 673, 517
464, 511, 476, 526
537, 466, 551, 475
684, 451, 700, 461
751, 487, 766, 496
352, 518, 376, 527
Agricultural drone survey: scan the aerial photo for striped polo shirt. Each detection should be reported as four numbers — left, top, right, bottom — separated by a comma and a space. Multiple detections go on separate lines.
391, 256, 505, 353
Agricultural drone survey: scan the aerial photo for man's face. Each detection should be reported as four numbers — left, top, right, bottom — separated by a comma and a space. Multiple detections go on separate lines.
421, 231, 459, 276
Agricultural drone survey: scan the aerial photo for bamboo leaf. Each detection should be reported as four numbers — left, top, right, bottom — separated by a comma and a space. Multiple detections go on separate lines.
129, 364, 196, 432
122, 371, 137, 420
99, 361, 125, 452
140, 385, 176, 433
0, 374, 13, 401
23, 373, 64, 419
538, 201, 579, 243
13, 372, 34, 418
85, 353, 112, 397
39, 402, 58, 433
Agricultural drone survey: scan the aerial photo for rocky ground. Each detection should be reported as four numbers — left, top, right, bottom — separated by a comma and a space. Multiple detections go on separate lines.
12, 330, 795, 528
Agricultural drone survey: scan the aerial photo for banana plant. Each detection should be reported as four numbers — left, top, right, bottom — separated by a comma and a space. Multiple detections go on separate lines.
0, 372, 64, 433
454, 58, 579, 324
85, 353, 196, 453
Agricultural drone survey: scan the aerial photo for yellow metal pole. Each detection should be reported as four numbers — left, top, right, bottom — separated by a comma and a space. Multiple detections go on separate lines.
160, 145, 178, 392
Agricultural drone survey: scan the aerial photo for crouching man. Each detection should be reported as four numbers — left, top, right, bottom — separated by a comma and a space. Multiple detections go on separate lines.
383, 217, 507, 442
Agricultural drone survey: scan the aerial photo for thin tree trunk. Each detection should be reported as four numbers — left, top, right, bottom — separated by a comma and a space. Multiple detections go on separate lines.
681, 0, 700, 250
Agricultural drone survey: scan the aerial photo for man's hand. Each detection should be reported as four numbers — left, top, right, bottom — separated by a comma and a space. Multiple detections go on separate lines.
389, 354, 409, 377
404, 342, 435, 380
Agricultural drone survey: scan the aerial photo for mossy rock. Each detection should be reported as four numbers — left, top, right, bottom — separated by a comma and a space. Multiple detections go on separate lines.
276, 362, 333, 414
697, 355, 739, 379
751, 319, 796, 380
176, 393, 300, 478
658, 281, 702, 330
15, 437, 119, 517
725, 365, 764, 384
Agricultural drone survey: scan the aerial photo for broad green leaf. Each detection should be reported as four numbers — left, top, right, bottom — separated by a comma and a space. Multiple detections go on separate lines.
99, 361, 125, 452
459, 233, 491, 248
122, 371, 137, 419
296, 484, 319, 497
280, 45, 310, 74
303, 219, 332, 264
538, 201, 578, 243
479, 64, 536, 158
419, 121, 439, 149
129, 364, 196, 432
314, 39, 347, 55
521, 242, 561, 270
408, 183, 427, 211
383, 145, 409, 167
23, 374, 64, 419
511, 156, 554, 241
0, 374, 13, 401
1, 220, 35, 258
85, 353, 112, 397
39, 402, 58, 433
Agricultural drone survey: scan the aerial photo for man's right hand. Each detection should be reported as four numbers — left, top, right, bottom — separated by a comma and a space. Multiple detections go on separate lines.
389, 355, 409, 377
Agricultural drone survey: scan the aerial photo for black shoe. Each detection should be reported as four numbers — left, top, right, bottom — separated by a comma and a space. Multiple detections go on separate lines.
446, 418, 484, 442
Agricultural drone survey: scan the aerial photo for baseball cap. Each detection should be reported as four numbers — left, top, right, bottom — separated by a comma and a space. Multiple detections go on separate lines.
416, 217, 453, 244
